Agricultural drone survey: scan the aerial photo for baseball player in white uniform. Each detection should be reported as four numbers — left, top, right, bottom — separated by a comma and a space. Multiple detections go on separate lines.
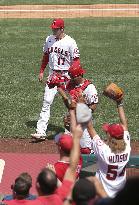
87, 99, 131, 197
59, 64, 98, 153
31, 18, 80, 140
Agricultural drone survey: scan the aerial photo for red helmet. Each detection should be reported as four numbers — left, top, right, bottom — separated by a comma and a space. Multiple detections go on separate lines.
50, 18, 64, 29
102, 123, 124, 139
68, 65, 86, 78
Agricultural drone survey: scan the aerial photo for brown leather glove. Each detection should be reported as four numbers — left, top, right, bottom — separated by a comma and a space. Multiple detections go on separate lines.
103, 83, 124, 102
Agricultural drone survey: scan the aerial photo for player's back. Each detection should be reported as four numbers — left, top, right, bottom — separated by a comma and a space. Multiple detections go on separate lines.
92, 131, 131, 197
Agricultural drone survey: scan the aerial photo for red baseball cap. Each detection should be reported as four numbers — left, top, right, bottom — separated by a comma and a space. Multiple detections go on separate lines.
50, 18, 64, 29
58, 134, 73, 152
102, 123, 124, 139
68, 64, 86, 78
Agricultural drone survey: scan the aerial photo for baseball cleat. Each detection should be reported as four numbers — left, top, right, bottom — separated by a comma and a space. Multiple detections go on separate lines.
31, 133, 46, 141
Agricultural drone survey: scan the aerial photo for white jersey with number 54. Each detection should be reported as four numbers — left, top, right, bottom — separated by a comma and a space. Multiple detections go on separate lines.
91, 131, 131, 198
43, 34, 80, 71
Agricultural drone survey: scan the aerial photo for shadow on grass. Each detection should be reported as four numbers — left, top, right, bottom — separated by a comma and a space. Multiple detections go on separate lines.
26, 121, 64, 140
26, 120, 37, 128
47, 123, 64, 140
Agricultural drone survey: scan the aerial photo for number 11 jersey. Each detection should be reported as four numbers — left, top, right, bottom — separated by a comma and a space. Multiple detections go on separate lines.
43, 34, 80, 71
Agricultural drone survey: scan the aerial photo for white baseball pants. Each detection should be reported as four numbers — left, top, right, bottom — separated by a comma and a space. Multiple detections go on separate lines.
36, 84, 57, 135
80, 127, 92, 150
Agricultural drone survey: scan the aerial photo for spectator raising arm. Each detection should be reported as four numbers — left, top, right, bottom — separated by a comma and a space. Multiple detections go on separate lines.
117, 101, 128, 131
87, 120, 97, 139
87, 100, 128, 140
64, 109, 83, 183
86, 91, 131, 198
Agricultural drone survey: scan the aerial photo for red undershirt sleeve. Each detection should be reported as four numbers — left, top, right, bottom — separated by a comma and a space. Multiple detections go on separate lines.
39, 52, 49, 74
56, 180, 73, 201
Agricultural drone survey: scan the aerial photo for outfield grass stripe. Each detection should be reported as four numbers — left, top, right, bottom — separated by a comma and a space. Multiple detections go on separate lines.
0, 8, 139, 12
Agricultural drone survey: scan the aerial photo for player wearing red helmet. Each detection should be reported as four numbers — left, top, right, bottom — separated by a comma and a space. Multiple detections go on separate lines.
59, 64, 98, 154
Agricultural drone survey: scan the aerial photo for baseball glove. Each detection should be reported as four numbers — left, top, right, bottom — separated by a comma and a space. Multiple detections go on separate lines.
103, 83, 124, 102
47, 72, 68, 89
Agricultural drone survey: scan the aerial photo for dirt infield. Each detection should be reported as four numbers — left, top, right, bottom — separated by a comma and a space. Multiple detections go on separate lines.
0, 138, 59, 153
0, 4, 139, 18
0, 138, 138, 155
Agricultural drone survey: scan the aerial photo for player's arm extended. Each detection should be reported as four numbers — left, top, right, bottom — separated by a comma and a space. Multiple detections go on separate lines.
58, 87, 77, 110
39, 52, 49, 82
117, 101, 128, 131
88, 103, 97, 112
57, 87, 71, 108
64, 110, 83, 182
87, 120, 97, 139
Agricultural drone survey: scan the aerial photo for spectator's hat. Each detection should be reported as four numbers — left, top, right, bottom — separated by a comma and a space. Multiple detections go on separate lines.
102, 123, 124, 139
55, 133, 73, 153
50, 18, 64, 29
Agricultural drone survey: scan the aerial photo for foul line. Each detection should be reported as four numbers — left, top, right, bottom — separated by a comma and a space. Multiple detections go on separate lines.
0, 8, 139, 12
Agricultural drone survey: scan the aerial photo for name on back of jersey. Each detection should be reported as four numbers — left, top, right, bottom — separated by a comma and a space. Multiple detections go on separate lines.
109, 153, 128, 163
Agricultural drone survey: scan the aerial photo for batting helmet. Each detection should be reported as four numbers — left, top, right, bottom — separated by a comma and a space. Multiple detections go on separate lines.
68, 65, 86, 78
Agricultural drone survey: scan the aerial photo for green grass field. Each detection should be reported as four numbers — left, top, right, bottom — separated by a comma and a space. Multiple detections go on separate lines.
0, 18, 139, 139
0, 0, 139, 5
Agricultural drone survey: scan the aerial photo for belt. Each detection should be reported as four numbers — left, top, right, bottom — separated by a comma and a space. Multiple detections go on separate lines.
52, 70, 68, 73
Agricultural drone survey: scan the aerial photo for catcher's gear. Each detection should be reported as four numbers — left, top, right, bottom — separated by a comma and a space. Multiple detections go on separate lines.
47, 72, 68, 89
67, 79, 91, 103
103, 83, 124, 102
69, 89, 84, 102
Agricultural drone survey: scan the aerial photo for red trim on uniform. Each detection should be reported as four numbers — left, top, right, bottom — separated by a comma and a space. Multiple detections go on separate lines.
39, 52, 49, 74
66, 79, 91, 102
67, 79, 91, 93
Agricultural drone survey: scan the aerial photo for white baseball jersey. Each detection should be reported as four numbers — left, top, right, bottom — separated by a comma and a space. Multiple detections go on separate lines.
43, 34, 80, 72
83, 84, 98, 105
65, 80, 98, 150
77, 83, 98, 149
91, 131, 131, 197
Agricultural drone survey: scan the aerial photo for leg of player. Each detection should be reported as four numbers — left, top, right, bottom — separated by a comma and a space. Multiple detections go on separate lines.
31, 85, 57, 140
63, 112, 93, 154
